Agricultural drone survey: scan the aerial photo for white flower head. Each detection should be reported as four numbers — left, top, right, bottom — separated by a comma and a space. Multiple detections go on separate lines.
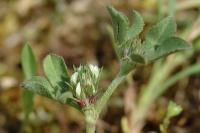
71, 72, 78, 84
76, 82, 81, 97
89, 64, 99, 79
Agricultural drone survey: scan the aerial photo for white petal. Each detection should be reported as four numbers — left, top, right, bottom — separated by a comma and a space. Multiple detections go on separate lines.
71, 72, 78, 84
76, 82, 81, 97
89, 64, 99, 78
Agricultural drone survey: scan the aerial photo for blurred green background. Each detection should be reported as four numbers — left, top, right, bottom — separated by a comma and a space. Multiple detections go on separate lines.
0, 0, 200, 133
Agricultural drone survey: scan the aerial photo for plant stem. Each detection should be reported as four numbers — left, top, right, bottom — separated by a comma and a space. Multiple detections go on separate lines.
95, 72, 126, 113
84, 107, 98, 133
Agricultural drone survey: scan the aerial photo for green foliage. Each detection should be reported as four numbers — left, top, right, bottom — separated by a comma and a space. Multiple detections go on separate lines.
160, 101, 182, 133
22, 54, 80, 110
127, 10, 144, 40
21, 76, 56, 99
168, 0, 176, 16
108, 6, 191, 75
145, 16, 176, 45
107, 6, 129, 44
167, 101, 182, 118
138, 62, 200, 119
21, 43, 37, 79
143, 37, 191, 61
43, 54, 70, 93
154, 63, 200, 100
21, 43, 37, 117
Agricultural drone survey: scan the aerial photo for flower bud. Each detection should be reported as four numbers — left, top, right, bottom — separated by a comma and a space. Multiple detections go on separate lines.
70, 64, 101, 101
89, 64, 100, 79
75, 82, 81, 97
71, 72, 78, 84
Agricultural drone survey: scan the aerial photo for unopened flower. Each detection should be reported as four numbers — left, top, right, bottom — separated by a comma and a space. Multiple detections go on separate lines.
69, 64, 101, 102
71, 72, 78, 84
76, 82, 81, 97
89, 64, 100, 79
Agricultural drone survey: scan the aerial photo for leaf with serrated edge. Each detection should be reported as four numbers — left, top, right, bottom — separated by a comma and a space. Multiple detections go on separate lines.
21, 76, 55, 99
145, 16, 176, 46
43, 54, 70, 93
127, 10, 144, 40
107, 6, 129, 44
144, 37, 191, 61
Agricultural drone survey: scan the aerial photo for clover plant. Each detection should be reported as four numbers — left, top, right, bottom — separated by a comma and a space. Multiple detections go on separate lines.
21, 6, 191, 133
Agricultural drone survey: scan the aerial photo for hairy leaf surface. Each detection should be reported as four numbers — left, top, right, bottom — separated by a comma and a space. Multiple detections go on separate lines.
143, 37, 191, 61
43, 54, 70, 93
127, 11, 144, 40
145, 16, 176, 46
107, 6, 128, 44
22, 76, 55, 99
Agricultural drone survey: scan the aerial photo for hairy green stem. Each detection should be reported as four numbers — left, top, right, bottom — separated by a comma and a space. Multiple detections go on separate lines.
84, 108, 98, 133
95, 72, 126, 113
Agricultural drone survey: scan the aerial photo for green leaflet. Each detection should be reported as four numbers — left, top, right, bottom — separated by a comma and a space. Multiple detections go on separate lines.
21, 76, 55, 99
145, 16, 176, 46
22, 76, 80, 111
43, 54, 70, 93
143, 37, 192, 61
21, 43, 37, 79
21, 43, 37, 116
107, 6, 129, 44
127, 10, 144, 40
107, 6, 144, 45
